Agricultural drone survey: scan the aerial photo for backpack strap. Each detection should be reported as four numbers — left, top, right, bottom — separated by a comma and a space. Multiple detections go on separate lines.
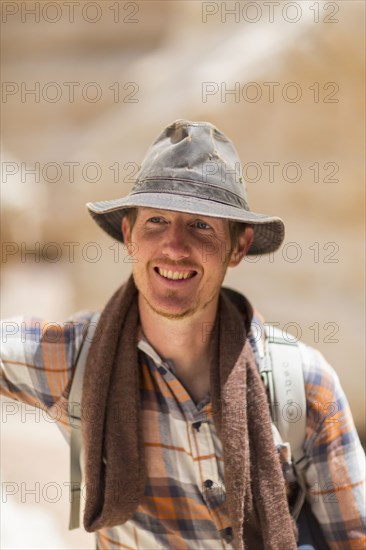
67, 312, 100, 530
256, 324, 308, 520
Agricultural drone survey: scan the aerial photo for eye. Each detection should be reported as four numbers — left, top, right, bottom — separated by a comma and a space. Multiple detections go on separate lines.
148, 216, 164, 224
193, 220, 211, 230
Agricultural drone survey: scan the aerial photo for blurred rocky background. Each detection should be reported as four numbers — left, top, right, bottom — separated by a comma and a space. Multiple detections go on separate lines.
1, 1, 365, 548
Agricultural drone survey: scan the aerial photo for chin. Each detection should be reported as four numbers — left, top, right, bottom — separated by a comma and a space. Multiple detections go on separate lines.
144, 296, 197, 320
156, 310, 196, 321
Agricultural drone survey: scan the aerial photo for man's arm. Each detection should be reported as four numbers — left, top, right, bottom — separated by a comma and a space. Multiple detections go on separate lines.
303, 346, 366, 549
1, 312, 93, 435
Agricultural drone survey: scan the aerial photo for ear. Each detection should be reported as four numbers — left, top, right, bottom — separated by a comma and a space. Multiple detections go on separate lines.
228, 226, 254, 267
121, 216, 132, 244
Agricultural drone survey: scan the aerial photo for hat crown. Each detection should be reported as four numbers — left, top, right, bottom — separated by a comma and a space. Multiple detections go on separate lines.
132, 120, 248, 206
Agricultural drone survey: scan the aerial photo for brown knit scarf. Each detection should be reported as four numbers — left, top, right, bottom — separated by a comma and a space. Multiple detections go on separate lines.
81, 276, 297, 549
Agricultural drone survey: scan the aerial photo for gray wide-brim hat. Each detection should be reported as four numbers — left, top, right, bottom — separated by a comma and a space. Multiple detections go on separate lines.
87, 120, 285, 255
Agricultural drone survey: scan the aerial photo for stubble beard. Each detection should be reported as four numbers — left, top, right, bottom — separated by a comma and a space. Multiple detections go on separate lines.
140, 286, 220, 321
141, 290, 199, 320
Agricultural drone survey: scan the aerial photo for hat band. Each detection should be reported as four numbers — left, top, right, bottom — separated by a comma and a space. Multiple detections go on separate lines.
131, 178, 250, 211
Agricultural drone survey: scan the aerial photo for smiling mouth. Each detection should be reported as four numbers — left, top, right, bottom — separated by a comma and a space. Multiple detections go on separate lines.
154, 267, 197, 281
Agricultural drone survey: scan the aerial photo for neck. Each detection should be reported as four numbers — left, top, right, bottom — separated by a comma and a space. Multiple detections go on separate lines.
138, 293, 219, 375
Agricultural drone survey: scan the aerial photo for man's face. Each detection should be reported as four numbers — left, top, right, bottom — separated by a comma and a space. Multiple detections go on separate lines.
122, 207, 252, 321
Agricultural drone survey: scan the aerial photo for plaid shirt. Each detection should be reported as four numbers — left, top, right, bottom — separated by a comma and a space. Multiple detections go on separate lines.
1, 311, 365, 549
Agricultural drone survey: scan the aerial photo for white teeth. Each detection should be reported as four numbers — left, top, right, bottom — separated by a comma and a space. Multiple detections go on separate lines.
158, 268, 193, 280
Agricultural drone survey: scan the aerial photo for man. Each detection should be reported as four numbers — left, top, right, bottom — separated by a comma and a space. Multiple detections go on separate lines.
1, 120, 365, 549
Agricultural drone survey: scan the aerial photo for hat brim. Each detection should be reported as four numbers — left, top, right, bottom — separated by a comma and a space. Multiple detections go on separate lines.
86, 193, 285, 255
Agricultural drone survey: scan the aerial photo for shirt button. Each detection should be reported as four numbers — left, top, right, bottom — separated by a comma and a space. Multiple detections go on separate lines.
222, 526, 233, 543
192, 421, 201, 432
204, 479, 213, 489
157, 366, 166, 375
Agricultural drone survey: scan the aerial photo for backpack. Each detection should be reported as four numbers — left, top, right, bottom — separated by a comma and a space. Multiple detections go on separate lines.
67, 313, 309, 531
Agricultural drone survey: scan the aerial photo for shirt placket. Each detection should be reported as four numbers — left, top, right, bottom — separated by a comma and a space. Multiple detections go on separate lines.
190, 406, 234, 547
138, 338, 234, 548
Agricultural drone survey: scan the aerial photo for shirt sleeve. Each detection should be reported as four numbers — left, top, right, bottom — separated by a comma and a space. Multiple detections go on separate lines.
1, 311, 94, 436
302, 345, 366, 549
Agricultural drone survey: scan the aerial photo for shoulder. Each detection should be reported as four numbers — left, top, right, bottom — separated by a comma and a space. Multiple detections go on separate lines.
272, 329, 358, 453
249, 318, 352, 434
1, 310, 97, 373
1, 310, 98, 408
297, 341, 346, 423
249, 317, 342, 396
298, 343, 358, 451
1, 310, 96, 334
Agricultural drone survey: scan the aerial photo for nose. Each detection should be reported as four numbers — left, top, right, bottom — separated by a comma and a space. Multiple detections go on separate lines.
161, 221, 190, 260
